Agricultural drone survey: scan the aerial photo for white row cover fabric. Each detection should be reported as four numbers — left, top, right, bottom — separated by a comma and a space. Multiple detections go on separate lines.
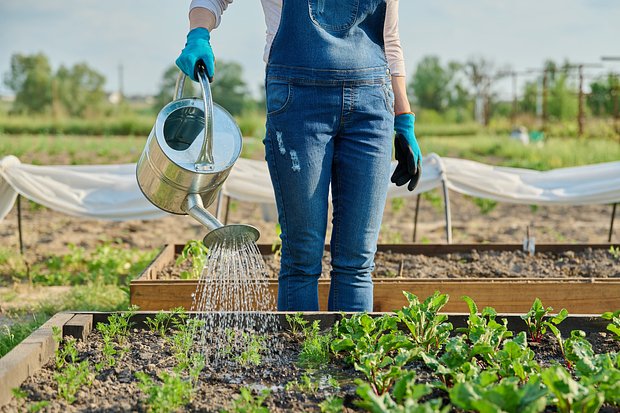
1, 154, 619, 223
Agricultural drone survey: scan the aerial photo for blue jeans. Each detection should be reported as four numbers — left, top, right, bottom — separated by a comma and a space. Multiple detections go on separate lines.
264, 68, 394, 312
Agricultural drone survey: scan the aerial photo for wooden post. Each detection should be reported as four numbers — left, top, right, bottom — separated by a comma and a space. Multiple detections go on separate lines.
413, 194, 421, 242
17, 195, 24, 255
610, 203, 617, 243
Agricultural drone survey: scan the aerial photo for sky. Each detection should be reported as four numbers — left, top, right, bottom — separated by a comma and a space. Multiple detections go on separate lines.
1, 0, 619, 99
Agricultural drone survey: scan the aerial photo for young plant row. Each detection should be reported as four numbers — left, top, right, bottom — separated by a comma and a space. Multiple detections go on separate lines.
325, 292, 620, 413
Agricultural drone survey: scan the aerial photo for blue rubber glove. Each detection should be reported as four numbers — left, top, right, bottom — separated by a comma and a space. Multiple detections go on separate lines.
175, 27, 215, 82
391, 113, 422, 191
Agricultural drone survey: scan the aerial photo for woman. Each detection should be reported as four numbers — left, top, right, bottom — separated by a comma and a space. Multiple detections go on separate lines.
176, 0, 421, 312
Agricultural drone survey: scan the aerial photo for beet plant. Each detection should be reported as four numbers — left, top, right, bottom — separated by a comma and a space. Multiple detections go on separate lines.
521, 298, 567, 343
395, 291, 452, 354
601, 310, 620, 340
331, 314, 415, 396
541, 365, 605, 413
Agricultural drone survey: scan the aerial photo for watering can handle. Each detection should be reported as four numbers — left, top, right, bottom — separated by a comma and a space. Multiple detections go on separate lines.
173, 65, 214, 170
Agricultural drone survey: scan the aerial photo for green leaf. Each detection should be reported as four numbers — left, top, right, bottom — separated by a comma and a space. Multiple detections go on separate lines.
461, 295, 478, 315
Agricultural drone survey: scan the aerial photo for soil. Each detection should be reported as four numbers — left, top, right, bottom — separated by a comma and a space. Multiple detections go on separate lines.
1, 191, 617, 273
2, 322, 618, 413
159, 247, 620, 280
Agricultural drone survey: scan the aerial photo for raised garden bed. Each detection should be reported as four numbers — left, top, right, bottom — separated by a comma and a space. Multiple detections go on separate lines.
131, 244, 620, 313
1, 299, 619, 412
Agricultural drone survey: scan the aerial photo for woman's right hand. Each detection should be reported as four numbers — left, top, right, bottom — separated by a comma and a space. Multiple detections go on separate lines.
175, 27, 215, 81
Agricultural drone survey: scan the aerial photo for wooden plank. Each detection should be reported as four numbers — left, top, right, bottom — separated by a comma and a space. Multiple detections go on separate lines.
372, 281, 620, 314
130, 278, 620, 314
63, 314, 93, 341
0, 312, 75, 407
134, 244, 173, 281
72, 311, 609, 336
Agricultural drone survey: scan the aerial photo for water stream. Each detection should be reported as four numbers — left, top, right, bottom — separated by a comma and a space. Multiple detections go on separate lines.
190, 238, 279, 364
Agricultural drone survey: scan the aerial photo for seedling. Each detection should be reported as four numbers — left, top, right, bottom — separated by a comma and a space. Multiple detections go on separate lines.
52, 327, 93, 404
285, 312, 309, 336
286, 373, 320, 395
145, 307, 185, 337
601, 310, 620, 340
319, 396, 344, 413
299, 320, 331, 369
136, 371, 194, 413
176, 240, 209, 279
224, 387, 270, 413
234, 332, 266, 366
521, 298, 566, 343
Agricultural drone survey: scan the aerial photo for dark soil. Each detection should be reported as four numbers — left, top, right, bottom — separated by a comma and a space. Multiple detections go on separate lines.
159, 248, 620, 280
3, 324, 618, 413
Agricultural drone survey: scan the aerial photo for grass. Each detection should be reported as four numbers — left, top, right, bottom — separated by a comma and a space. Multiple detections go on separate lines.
0, 283, 129, 357
0, 241, 157, 357
421, 134, 620, 170
3, 133, 617, 171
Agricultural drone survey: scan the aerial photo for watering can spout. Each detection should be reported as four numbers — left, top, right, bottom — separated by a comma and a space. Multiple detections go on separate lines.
183, 193, 260, 248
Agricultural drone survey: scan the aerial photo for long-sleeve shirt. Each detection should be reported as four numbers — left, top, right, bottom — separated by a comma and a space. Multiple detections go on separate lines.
189, 0, 406, 76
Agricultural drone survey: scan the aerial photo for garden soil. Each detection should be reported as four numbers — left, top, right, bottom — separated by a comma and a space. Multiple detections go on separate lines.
1, 326, 618, 413
0, 191, 617, 265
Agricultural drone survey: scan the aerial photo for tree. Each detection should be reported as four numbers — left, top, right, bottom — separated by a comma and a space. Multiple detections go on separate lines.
153, 61, 249, 116
210, 61, 249, 116
462, 56, 497, 125
54, 63, 106, 117
410, 56, 455, 112
588, 74, 619, 117
3, 53, 53, 114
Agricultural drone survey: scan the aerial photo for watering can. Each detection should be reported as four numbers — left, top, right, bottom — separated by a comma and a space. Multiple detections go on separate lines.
136, 65, 260, 248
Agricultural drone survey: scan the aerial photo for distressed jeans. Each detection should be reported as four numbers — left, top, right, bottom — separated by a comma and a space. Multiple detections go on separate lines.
263, 71, 394, 312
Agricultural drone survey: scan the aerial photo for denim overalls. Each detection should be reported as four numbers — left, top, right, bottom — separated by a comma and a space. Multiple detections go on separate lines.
264, 0, 394, 312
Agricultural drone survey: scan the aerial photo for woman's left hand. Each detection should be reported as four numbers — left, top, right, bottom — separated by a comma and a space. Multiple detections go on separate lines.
391, 112, 422, 191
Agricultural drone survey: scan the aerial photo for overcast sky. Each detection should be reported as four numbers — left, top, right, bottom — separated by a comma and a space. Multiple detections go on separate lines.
1, 0, 619, 99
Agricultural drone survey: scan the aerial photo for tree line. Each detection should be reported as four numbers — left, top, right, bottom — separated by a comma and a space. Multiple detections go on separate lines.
3, 52, 619, 126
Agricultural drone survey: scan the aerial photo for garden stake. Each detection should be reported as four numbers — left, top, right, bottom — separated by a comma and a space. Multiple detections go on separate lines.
609, 203, 617, 243
413, 193, 421, 242
16, 194, 24, 255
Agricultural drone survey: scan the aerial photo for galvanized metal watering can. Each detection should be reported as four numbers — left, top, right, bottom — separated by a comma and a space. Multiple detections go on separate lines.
136, 66, 259, 247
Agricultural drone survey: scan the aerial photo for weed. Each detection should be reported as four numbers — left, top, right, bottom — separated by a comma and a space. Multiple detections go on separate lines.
609, 246, 620, 261
391, 197, 405, 214
175, 240, 209, 280
224, 387, 270, 413
470, 197, 498, 215
422, 189, 444, 213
